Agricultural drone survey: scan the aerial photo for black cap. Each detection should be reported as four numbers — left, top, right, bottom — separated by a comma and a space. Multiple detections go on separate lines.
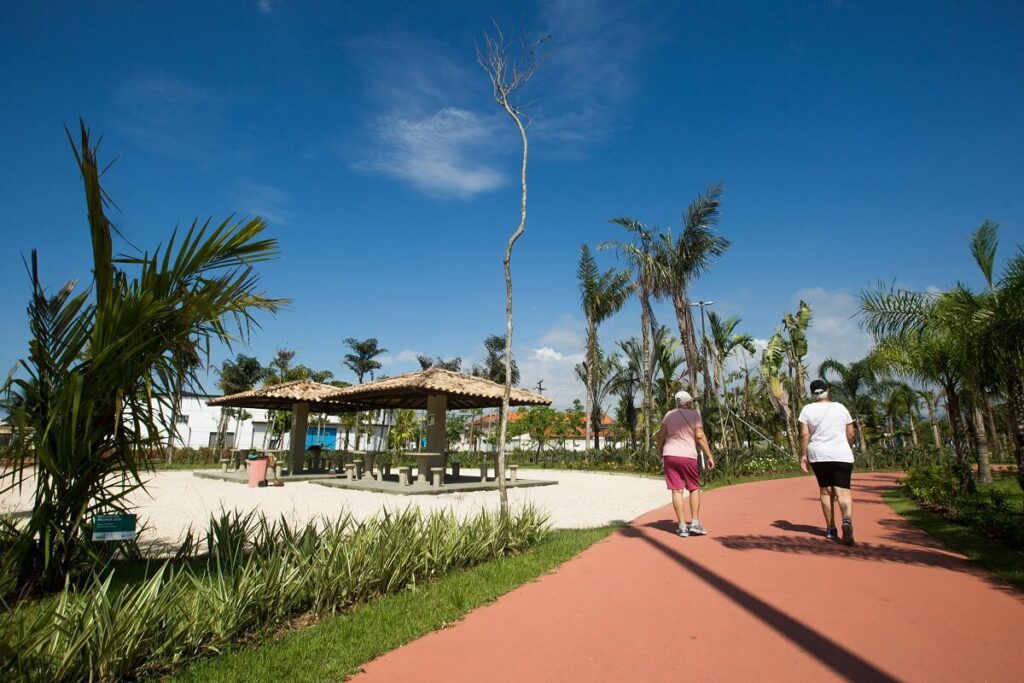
810, 379, 829, 394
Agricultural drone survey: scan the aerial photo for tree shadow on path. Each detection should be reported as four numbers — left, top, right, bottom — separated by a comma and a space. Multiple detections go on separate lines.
713, 530, 1021, 598
620, 525, 899, 682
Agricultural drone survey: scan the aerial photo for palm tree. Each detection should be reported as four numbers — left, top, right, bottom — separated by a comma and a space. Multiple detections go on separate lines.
863, 219, 1024, 492
1, 123, 285, 593
216, 354, 268, 453
652, 183, 730, 392
782, 301, 813, 416
343, 337, 388, 383
705, 312, 755, 447
417, 355, 462, 371
916, 388, 944, 450
574, 348, 618, 449
609, 337, 643, 451
818, 357, 879, 452
705, 313, 755, 397
343, 337, 388, 449
651, 327, 686, 415
473, 334, 519, 386
602, 219, 659, 451
577, 244, 632, 449
861, 292, 975, 489
878, 381, 921, 448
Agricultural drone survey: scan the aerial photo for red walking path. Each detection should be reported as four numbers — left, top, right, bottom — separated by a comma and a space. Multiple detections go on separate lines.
354, 473, 1022, 682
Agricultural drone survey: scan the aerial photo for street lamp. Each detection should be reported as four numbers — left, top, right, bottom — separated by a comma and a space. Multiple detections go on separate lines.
688, 300, 715, 397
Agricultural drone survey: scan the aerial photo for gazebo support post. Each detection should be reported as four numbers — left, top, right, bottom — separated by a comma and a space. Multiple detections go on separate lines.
426, 395, 448, 454
289, 402, 309, 476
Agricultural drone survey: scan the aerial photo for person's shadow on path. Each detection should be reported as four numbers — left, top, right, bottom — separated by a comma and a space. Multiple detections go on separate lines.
771, 519, 821, 535
642, 520, 680, 536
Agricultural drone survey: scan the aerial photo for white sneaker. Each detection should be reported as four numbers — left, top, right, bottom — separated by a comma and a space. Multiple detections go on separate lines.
677, 524, 689, 537
688, 520, 708, 535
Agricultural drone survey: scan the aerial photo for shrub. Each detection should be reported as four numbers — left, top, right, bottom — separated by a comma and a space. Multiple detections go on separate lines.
0, 506, 549, 682
904, 462, 1024, 550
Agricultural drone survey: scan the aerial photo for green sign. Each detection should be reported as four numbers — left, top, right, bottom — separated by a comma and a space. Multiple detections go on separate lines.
93, 514, 137, 542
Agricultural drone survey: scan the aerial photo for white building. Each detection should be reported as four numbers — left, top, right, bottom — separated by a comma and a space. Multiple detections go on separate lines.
156, 393, 390, 451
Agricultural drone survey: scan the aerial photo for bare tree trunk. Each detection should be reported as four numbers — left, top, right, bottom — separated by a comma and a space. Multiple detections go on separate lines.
922, 397, 942, 450
478, 26, 544, 518
673, 290, 699, 391
852, 406, 868, 452
971, 406, 993, 485
943, 379, 972, 493
1004, 374, 1024, 495
907, 408, 919, 447
585, 322, 595, 449
166, 376, 182, 465
983, 393, 1001, 458
640, 293, 653, 452
495, 91, 531, 520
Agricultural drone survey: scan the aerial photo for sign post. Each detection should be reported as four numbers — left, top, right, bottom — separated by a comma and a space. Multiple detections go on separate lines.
92, 514, 137, 542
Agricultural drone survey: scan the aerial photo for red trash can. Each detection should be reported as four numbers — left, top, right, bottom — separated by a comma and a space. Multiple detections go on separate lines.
247, 455, 268, 487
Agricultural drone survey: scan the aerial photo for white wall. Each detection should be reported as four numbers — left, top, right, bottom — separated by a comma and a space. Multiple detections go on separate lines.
155, 395, 390, 451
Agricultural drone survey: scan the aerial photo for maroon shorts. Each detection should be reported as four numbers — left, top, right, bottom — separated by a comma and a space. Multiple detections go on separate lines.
663, 456, 700, 491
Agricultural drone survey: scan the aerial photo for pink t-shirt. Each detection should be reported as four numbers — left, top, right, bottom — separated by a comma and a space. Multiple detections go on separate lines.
661, 408, 703, 459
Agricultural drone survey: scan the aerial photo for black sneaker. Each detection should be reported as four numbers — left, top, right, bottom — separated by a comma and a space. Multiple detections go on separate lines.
841, 519, 855, 546
825, 525, 838, 541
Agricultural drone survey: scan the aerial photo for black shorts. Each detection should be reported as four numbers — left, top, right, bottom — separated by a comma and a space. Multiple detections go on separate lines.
810, 461, 853, 489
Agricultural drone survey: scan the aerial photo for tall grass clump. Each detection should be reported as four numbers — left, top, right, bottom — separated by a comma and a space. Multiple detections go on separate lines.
1, 123, 285, 596
904, 463, 1023, 548
0, 505, 549, 682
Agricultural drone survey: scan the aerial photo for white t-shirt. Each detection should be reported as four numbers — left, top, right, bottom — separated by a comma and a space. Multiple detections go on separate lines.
798, 401, 855, 463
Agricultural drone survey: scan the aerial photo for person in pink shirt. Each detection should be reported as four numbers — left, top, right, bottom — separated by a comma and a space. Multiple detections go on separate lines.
656, 390, 716, 537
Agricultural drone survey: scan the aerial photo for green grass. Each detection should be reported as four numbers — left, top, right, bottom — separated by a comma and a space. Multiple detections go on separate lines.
169, 471, 806, 682
984, 474, 1024, 509
883, 484, 1024, 591
169, 526, 618, 682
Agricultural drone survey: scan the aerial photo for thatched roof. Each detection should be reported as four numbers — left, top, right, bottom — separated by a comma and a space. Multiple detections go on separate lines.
207, 379, 357, 412
328, 368, 552, 410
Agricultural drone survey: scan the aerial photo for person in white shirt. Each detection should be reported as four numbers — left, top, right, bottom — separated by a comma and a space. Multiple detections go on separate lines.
798, 379, 857, 545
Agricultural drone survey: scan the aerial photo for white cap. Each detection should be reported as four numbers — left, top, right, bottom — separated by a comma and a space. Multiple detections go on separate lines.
674, 390, 694, 405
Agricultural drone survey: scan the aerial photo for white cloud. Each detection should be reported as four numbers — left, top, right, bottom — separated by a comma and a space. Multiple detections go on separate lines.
231, 181, 293, 225
538, 319, 585, 350
378, 349, 422, 367
356, 108, 505, 199
531, 347, 585, 364
518, 347, 586, 409
112, 71, 224, 163
257, 0, 272, 13
345, 34, 507, 199
534, 0, 668, 153
794, 287, 874, 379
722, 337, 768, 379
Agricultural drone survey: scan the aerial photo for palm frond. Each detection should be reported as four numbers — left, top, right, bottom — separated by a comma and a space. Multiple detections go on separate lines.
968, 219, 999, 291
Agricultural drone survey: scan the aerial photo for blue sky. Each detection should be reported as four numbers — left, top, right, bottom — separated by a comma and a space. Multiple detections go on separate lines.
2, 0, 1022, 407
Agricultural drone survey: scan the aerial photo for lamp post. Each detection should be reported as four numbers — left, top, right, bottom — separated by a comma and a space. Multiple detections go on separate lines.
689, 300, 715, 399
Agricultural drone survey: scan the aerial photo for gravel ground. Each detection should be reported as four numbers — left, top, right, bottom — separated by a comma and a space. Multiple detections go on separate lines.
1, 469, 669, 549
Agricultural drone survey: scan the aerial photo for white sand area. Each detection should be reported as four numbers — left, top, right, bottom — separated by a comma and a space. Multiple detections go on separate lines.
1, 469, 670, 549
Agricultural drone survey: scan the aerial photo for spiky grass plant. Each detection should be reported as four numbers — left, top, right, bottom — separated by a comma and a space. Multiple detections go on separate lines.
0, 506, 549, 682
0, 123, 285, 595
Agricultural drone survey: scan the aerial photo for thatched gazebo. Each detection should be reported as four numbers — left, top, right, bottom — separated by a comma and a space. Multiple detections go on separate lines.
328, 368, 551, 453
208, 370, 550, 480
208, 379, 355, 475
